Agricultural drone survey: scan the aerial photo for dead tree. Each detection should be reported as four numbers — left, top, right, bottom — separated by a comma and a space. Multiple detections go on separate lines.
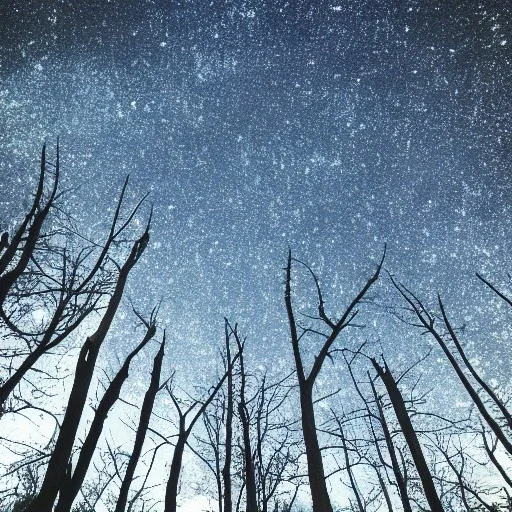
185, 319, 239, 512
54, 314, 157, 512
285, 248, 385, 512
0, 173, 148, 414
25, 211, 152, 512
232, 324, 258, 512
341, 346, 412, 512
0, 142, 59, 306
368, 375, 412, 512
390, 275, 512, 458
164, 348, 240, 512
114, 332, 166, 512
223, 319, 235, 512
371, 357, 445, 512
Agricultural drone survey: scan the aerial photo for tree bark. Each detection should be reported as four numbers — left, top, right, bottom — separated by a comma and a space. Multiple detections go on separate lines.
237, 334, 258, 512
239, 400, 258, 512
164, 435, 187, 512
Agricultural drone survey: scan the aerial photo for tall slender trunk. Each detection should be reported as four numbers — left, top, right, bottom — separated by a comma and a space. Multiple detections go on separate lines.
115, 337, 165, 512
339, 425, 364, 512
375, 469, 393, 512
238, 335, 258, 512
372, 359, 444, 512
164, 436, 186, 512
256, 381, 266, 512
54, 325, 155, 512
369, 377, 412, 512
239, 401, 257, 512
26, 227, 149, 512
300, 385, 333, 512
222, 321, 234, 512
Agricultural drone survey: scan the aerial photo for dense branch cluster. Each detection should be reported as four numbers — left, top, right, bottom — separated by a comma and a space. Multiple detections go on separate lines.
1, 145, 512, 512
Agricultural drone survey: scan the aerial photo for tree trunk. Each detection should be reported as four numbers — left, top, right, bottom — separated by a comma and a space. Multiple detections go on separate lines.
375, 469, 393, 512
369, 377, 412, 512
54, 324, 155, 512
26, 227, 149, 512
339, 425, 364, 512
372, 359, 444, 512
222, 321, 234, 512
239, 401, 258, 512
164, 436, 186, 512
300, 385, 333, 512
237, 333, 258, 512
114, 337, 165, 512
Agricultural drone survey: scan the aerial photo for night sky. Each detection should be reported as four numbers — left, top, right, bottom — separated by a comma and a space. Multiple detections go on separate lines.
1, 0, 512, 404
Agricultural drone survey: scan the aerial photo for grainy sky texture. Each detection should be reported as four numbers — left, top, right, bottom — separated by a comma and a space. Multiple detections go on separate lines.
1, 0, 511, 374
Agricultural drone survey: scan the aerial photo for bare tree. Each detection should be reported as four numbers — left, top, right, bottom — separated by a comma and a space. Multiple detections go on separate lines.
0, 171, 148, 415
285, 248, 385, 512
223, 319, 235, 512
371, 357, 445, 512
390, 275, 512, 458
25, 208, 152, 512
178, 320, 238, 512
0, 142, 59, 306
340, 346, 412, 512
368, 374, 412, 512
163, 348, 240, 512
8, 142, 512, 512
54, 313, 157, 512
114, 331, 166, 512
232, 324, 258, 512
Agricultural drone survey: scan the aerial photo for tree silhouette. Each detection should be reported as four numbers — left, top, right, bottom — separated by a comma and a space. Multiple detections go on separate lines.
3, 144, 512, 511
285, 249, 385, 512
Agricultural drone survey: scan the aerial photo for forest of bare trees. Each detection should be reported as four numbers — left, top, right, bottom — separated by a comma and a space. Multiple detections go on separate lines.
1, 143, 512, 511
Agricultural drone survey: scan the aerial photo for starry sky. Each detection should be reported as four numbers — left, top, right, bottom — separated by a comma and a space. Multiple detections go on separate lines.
1, 0, 511, 378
